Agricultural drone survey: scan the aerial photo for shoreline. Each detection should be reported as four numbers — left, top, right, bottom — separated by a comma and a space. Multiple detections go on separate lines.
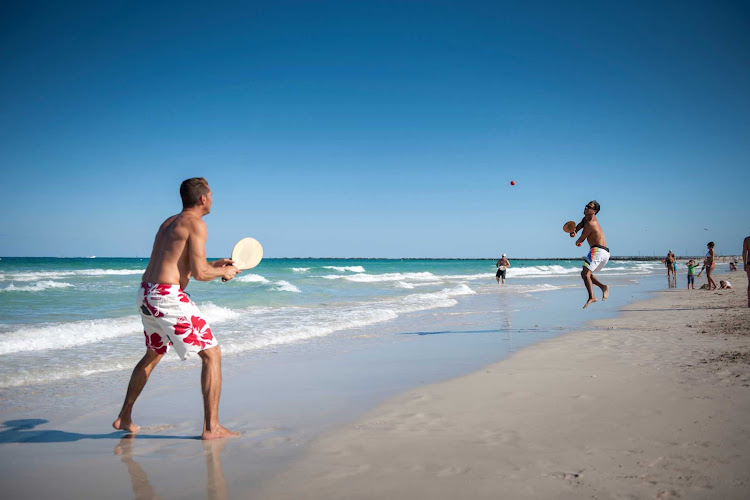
1, 270, 746, 499
254, 272, 750, 499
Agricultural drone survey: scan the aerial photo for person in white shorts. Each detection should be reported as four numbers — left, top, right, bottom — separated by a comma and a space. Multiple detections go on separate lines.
571, 200, 610, 309
113, 177, 241, 440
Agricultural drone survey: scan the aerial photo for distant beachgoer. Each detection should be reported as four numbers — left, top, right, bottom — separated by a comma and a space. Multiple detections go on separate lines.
719, 280, 732, 289
685, 259, 699, 290
729, 261, 737, 271
572, 200, 609, 309
704, 241, 717, 290
495, 254, 511, 284
744, 236, 750, 307
665, 250, 676, 288
113, 177, 241, 440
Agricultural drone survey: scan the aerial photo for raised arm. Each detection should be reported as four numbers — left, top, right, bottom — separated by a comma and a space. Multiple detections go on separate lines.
188, 220, 238, 281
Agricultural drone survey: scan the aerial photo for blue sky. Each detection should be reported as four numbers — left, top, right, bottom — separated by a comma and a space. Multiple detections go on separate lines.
1, 1, 749, 258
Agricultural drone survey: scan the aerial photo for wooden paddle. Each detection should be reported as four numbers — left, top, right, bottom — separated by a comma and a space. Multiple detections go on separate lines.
231, 237, 263, 270
222, 237, 263, 281
563, 220, 576, 237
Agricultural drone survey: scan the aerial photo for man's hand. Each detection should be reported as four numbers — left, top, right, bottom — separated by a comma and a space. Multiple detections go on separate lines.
212, 258, 235, 268
221, 265, 240, 282
569, 232, 576, 238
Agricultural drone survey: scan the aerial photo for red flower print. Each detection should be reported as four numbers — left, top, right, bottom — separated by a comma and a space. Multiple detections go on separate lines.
144, 331, 169, 355
174, 316, 214, 349
153, 284, 173, 296
178, 291, 190, 303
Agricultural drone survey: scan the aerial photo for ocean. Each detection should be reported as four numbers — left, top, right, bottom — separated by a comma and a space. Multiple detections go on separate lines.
0, 257, 666, 393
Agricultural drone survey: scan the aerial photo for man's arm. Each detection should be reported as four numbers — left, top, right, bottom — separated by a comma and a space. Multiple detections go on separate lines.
188, 220, 238, 281
574, 218, 586, 234
576, 223, 591, 247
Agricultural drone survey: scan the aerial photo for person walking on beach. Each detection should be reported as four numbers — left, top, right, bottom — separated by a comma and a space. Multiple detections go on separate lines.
496, 254, 511, 284
113, 177, 241, 440
665, 250, 676, 288
703, 241, 717, 290
744, 236, 750, 307
572, 200, 610, 309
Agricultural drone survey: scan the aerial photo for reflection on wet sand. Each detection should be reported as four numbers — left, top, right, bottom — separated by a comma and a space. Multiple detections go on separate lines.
115, 435, 227, 500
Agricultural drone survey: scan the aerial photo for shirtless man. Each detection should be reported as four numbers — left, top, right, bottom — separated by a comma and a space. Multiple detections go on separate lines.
495, 253, 511, 284
743, 236, 750, 307
665, 250, 676, 288
572, 200, 610, 309
113, 177, 241, 440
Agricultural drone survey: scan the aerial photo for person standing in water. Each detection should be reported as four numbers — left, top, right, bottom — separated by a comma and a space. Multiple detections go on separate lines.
113, 177, 241, 440
496, 254, 511, 284
572, 200, 610, 309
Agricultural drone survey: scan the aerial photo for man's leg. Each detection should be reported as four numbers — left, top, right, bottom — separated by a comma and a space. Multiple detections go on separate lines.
581, 268, 596, 308
198, 346, 240, 440
113, 349, 163, 433
746, 269, 750, 307
590, 273, 609, 300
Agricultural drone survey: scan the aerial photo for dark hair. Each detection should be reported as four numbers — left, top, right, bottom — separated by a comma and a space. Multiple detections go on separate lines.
707, 241, 714, 248
589, 200, 600, 214
180, 177, 209, 208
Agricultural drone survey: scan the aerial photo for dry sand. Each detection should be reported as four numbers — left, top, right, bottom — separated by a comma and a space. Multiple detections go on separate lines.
256, 272, 750, 499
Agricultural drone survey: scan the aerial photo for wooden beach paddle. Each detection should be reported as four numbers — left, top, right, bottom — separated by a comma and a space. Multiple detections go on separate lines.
563, 220, 577, 237
222, 237, 263, 281
231, 237, 264, 270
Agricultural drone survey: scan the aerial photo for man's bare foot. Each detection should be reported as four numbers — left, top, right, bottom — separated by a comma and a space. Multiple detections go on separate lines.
583, 297, 597, 309
601, 285, 609, 301
113, 417, 140, 434
202, 425, 241, 440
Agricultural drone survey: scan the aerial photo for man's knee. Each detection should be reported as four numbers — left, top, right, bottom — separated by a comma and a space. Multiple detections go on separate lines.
199, 345, 222, 362
581, 269, 590, 279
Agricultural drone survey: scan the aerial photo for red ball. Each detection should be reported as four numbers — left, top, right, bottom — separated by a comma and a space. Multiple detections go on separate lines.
510, 180, 516, 186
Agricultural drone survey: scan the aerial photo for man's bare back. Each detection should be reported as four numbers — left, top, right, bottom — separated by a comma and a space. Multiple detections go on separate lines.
142, 213, 206, 290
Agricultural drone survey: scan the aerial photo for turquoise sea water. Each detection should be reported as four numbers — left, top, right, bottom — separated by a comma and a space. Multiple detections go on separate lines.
0, 257, 666, 391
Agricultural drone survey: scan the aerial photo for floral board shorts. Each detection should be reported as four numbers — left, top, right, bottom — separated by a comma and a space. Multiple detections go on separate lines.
137, 283, 218, 360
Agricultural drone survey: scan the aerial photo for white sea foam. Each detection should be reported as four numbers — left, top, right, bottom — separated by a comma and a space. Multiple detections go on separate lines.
221, 284, 475, 356
0, 281, 74, 292
273, 280, 301, 293
235, 274, 270, 283
5, 269, 144, 282
321, 271, 437, 283
291, 267, 311, 272
0, 316, 142, 355
396, 281, 415, 289
322, 266, 366, 273
0, 304, 240, 356
198, 302, 242, 322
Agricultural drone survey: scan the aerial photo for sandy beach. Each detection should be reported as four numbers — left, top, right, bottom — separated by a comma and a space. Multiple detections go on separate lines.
1, 269, 748, 499
256, 272, 750, 499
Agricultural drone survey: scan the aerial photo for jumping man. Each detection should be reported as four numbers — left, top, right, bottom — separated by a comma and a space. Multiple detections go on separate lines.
572, 200, 610, 309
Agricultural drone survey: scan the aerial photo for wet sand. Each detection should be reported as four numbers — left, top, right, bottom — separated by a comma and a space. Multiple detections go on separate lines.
255, 272, 750, 499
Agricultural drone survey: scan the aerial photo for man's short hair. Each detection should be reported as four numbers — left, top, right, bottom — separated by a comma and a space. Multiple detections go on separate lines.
589, 200, 600, 214
180, 177, 209, 208
708, 241, 715, 248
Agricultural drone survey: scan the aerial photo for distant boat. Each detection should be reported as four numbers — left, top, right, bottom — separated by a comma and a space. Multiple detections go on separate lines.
89, 255, 96, 258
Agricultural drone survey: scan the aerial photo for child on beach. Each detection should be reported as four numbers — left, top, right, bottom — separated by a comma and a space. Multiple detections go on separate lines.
686, 260, 699, 290
719, 280, 732, 289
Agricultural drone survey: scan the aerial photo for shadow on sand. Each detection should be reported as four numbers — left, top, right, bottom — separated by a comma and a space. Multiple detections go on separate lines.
0, 419, 196, 443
